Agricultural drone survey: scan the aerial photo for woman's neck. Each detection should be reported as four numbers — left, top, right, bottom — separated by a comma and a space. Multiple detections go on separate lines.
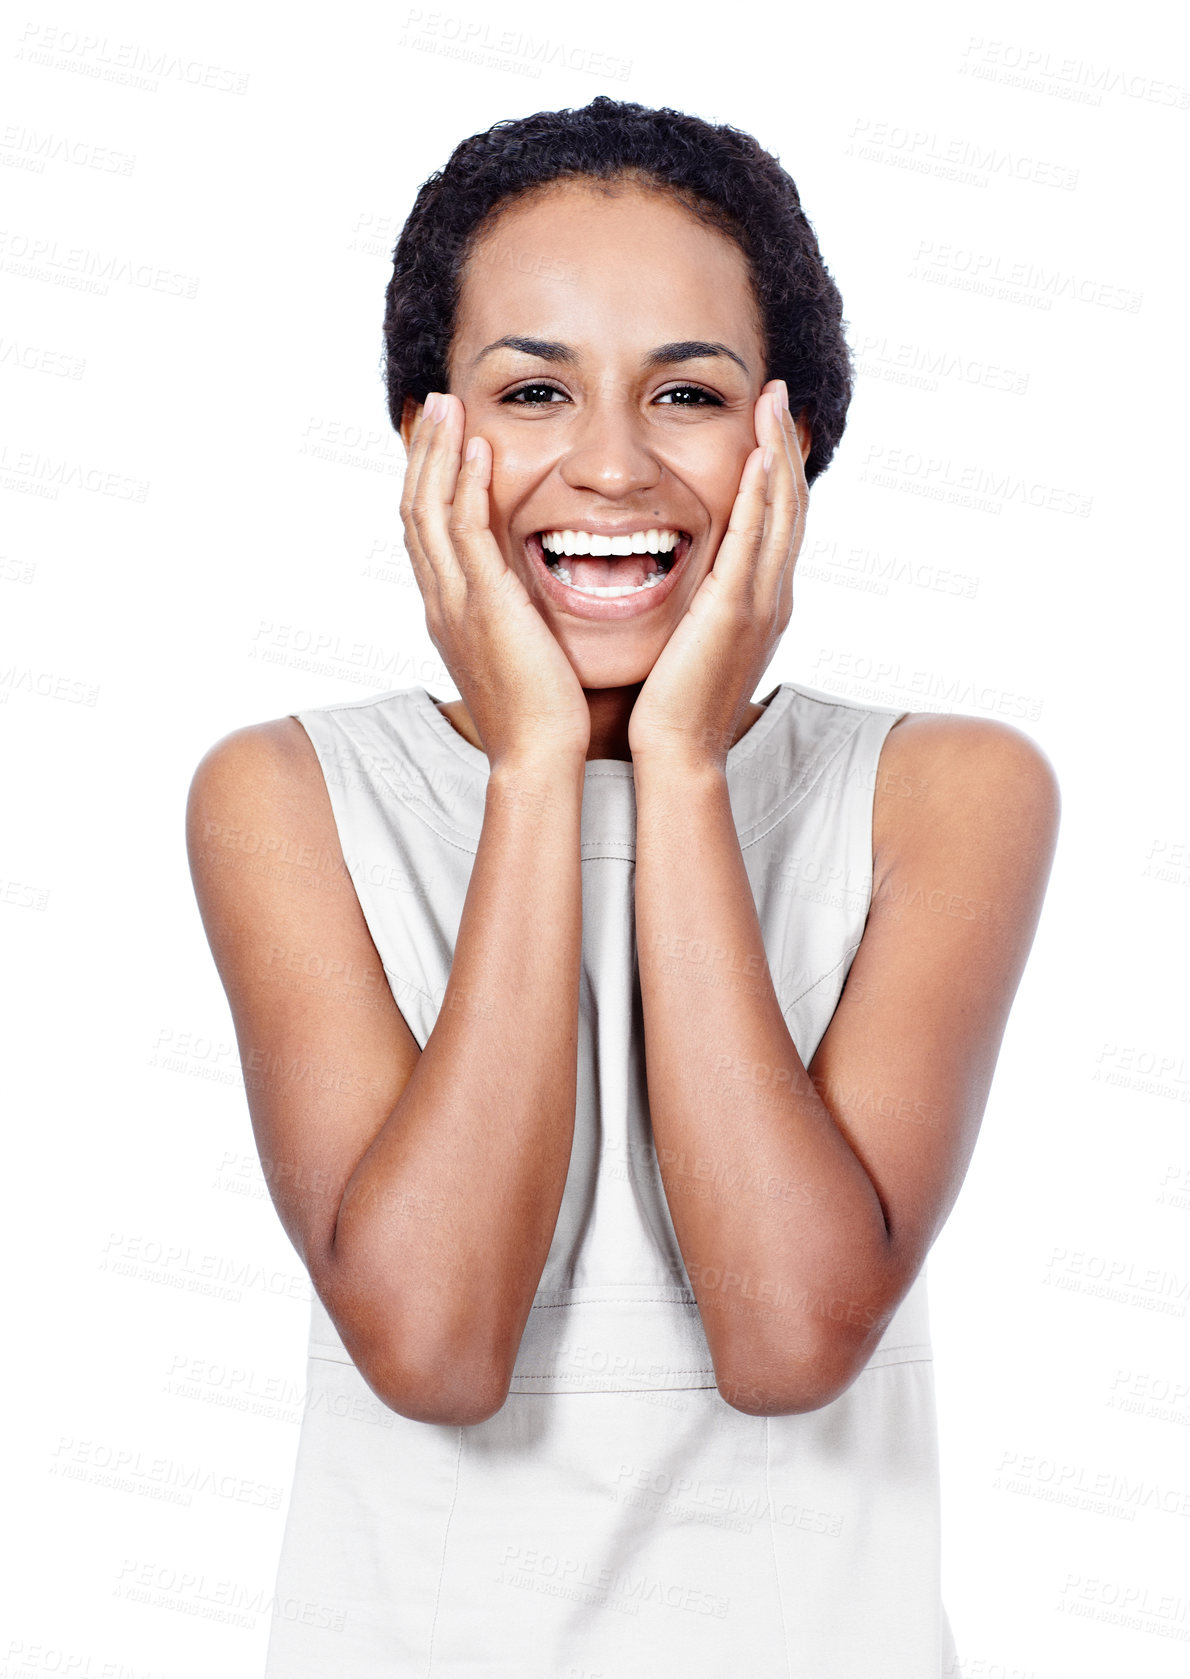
434, 686, 771, 763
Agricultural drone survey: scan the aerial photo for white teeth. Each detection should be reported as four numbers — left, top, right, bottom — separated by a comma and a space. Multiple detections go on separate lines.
537, 527, 686, 598
548, 564, 666, 596
539, 527, 682, 555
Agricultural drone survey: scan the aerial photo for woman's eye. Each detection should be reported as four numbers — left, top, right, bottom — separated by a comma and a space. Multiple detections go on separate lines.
503, 383, 568, 405
500, 383, 723, 408
655, 385, 723, 407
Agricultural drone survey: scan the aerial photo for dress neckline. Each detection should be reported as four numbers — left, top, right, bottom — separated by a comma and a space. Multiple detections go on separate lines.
413, 683, 791, 779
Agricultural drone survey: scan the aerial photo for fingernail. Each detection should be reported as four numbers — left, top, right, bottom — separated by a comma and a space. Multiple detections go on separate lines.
465, 437, 480, 463
777, 383, 790, 413
763, 446, 775, 472
424, 392, 443, 424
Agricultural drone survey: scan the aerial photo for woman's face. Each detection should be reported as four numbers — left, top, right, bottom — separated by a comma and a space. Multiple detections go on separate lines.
432, 179, 783, 690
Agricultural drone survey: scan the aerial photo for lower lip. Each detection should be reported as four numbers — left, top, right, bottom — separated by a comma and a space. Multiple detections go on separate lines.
525, 533, 694, 621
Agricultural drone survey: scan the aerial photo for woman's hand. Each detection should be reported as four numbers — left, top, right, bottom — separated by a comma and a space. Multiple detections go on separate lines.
626, 380, 808, 771
400, 391, 591, 768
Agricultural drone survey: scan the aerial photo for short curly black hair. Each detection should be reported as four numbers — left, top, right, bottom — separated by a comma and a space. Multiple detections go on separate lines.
384, 96, 852, 485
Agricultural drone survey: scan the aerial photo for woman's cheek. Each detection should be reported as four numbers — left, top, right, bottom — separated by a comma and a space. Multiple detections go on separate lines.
475, 449, 538, 566
491, 430, 558, 485
487, 436, 556, 522
678, 431, 753, 529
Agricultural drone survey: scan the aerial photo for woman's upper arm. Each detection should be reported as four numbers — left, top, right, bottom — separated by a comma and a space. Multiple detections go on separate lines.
807, 712, 1061, 1343
185, 717, 422, 1298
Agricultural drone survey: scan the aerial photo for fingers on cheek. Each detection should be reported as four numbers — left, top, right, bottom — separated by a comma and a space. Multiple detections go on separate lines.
776, 416, 800, 504
413, 413, 438, 471
786, 412, 809, 493
405, 433, 432, 508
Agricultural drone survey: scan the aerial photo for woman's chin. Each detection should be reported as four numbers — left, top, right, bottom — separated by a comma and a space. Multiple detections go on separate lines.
556, 637, 663, 694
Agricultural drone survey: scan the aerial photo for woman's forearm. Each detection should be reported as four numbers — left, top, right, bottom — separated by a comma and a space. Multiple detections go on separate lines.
633, 754, 891, 1414
324, 749, 586, 1422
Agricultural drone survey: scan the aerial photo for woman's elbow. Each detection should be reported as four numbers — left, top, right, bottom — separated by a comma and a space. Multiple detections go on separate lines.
713, 1332, 867, 1417
361, 1344, 512, 1426
313, 1266, 515, 1426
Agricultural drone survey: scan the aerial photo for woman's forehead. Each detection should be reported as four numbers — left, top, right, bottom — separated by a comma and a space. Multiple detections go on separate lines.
451, 181, 763, 375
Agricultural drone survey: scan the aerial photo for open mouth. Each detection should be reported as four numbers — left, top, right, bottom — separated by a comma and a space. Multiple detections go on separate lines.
528, 528, 693, 599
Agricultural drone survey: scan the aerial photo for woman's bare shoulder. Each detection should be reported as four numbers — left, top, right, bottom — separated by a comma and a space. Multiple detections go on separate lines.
189, 714, 320, 796
873, 709, 1060, 885
184, 712, 421, 1292
185, 714, 345, 901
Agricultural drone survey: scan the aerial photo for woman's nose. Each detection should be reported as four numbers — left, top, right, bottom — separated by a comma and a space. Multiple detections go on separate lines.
556, 396, 662, 500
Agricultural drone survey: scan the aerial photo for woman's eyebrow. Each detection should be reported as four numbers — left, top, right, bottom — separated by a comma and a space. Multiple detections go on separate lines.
473, 335, 576, 366
644, 340, 750, 375
471, 336, 751, 375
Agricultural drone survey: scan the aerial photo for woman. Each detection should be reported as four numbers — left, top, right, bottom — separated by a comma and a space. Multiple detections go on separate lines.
187, 97, 1059, 1675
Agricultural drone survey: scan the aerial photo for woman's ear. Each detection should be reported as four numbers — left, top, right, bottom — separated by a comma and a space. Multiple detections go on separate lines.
794, 415, 812, 466
399, 394, 422, 455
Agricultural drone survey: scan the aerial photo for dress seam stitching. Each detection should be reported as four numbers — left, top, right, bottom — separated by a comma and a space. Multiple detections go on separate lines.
508, 1373, 716, 1385
737, 710, 867, 851
381, 966, 436, 1006
342, 704, 485, 855
766, 1418, 794, 1676
424, 1428, 464, 1678
782, 942, 863, 1014
526, 1295, 698, 1308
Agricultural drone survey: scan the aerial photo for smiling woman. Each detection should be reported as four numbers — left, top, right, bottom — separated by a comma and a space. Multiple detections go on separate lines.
413, 177, 790, 714
186, 98, 1059, 1676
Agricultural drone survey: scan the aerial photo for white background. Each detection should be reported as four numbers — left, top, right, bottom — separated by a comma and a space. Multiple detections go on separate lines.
3, 1, 1188, 1674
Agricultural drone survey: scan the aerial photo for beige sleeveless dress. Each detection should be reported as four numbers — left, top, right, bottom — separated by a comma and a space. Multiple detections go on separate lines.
264, 680, 959, 1676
